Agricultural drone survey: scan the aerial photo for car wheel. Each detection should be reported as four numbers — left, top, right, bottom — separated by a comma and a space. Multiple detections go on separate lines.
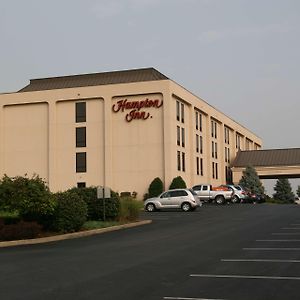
215, 196, 225, 205
181, 202, 191, 212
145, 203, 156, 212
231, 195, 240, 204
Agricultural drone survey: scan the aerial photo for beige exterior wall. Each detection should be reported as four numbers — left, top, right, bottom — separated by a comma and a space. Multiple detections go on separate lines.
0, 78, 262, 199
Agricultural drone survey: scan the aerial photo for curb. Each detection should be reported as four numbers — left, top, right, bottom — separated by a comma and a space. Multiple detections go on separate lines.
0, 220, 152, 248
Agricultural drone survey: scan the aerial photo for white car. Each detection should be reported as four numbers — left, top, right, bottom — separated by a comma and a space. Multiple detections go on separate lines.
144, 189, 202, 212
295, 196, 300, 205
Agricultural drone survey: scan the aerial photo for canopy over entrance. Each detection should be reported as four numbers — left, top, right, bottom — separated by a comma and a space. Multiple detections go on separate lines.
231, 148, 300, 182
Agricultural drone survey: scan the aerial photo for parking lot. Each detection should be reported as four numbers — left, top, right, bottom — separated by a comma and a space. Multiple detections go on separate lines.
0, 204, 300, 300
141, 204, 300, 300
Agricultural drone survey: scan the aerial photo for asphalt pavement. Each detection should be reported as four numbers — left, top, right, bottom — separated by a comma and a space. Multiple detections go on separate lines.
0, 204, 300, 300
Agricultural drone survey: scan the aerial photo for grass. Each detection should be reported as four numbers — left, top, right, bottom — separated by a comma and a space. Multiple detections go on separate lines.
81, 220, 121, 230
0, 210, 19, 218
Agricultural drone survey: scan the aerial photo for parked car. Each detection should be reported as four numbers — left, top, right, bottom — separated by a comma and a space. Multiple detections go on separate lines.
220, 184, 248, 203
192, 184, 233, 205
295, 196, 300, 205
244, 192, 266, 203
144, 189, 202, 212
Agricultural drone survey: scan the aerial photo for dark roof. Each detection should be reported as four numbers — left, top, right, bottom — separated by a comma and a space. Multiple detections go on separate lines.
18, 67, 169, 92
232, 148, 300, 168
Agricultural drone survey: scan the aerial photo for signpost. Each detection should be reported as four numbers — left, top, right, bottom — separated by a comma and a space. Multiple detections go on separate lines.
97, 186, 111, 221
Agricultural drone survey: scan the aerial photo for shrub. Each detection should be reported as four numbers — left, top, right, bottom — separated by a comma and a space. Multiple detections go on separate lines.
169, 176, 187, 189
0, 221, 42, 241
148, 177, 164, 198
53, 191, 87, 233
119, 197, 140, 222
0, 175, 55, 227
68, 187, 120, 221
273, 178, 295, 203
239, 166, 264, 194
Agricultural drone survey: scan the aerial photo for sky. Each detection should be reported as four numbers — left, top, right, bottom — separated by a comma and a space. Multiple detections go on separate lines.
0, 0, 299, 194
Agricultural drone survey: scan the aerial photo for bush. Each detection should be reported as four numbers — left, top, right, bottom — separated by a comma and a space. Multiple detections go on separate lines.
169, 176, 187, 189
239, 166, 264, 194
0, 175, 56, 227
119, 197, 140, 222
53, 191, 87, 233
68, 187, 120, 221
273, 178, 295, 203
0, 221, 42, 241
148, 177, 164, 198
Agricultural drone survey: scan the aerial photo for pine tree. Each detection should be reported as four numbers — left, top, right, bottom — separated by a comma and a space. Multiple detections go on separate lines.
296, 185, 300, 197
169, 176, 187, 189
148, 177, 164, 198
239, 165, 264, 194
273, 178, 295, 203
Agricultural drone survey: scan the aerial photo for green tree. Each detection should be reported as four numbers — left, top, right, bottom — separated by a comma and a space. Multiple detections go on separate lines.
239, 165, 264, 194
296, 185, 300, 197
148, 177, 164, 198
169, 176, 187, 189
273, 178, 295, 203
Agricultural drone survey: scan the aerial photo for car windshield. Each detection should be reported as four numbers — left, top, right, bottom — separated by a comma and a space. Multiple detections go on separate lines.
234, 185, 242, 190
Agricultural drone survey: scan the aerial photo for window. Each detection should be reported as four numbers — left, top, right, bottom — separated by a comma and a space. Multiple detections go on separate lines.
211, 120, 217, 138
200, 158, 203, 176
170, 190, 188, 197
196, 111, 199, 130
225, 147, 227, 162
199, 113, 202, 131
236, 133, 241, 149
177, 151, 181, 171
76, 127, 86, 147
215, 163, 218, 179
177, 126, 180, 146
196, 157, 199, 175
211, 120, 214, 138
182, 152, 185, 172
76, 102, 86, 123
76, 152, 86, 173
196, 134, 199, 153
212, 141, 214, 158
215, 142, 218, 159
200, 136, 203, 154
193, 185, 202, 191
181, 128, 185, 147
77, 182, 86, 188
181, 103, 184, 123
176, 101, 180, 121
225, 127, 230, 144
160, 191, 170, 198
203, 185, 208, 191
212, 162, 215, 179
214, 122, 217, 138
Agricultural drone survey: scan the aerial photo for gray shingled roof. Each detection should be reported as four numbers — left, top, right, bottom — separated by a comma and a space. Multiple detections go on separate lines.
232, 148, 300, 167
19, 67, 169, 92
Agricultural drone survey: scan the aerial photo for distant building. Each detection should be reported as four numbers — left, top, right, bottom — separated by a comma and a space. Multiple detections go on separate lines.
0, 68, 261, 198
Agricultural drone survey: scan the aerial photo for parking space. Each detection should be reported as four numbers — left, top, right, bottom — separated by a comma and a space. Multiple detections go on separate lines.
155, 206, 300, 300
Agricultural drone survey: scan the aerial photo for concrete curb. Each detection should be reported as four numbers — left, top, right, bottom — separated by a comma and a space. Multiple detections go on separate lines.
0, 220, 152, 248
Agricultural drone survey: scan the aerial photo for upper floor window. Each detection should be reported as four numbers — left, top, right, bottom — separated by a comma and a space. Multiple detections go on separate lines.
224, 127, 230, 144
236, 133, 242, 149
76, 152, 87, 173
176, 100, 185, 123
76, 102, 86, 123
76, 127, 86, 148
177, 126, 180, 146
181, 128, 185, 147
211, 120, 217, 139
195, 111, 203, 131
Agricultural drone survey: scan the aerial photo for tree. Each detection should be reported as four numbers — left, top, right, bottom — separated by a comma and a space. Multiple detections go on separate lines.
169, 176, 187, 189
296, 185, 300, 197
273, 178, 295, 203
239, 165, 264, 194
148, 177, 164, 198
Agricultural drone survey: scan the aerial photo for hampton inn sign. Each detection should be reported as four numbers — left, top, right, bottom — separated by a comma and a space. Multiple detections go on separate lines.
112, 98, 163, 122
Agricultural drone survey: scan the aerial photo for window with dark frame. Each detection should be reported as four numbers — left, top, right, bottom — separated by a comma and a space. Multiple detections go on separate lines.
215, 142, 218, 159
196, 134, 199, 153
182, 152, 185, 172
181, 127, 185, 147
76, 102, 86, 123
196, 157, 199, 175
200, 136, 203, 154
77, 182, 86, 188
76, 152, 87, 173
200, 158, 203, 176
199, 113, 202, 131
196, 111, 199, 130
177, 126, 180, 146
212, 162, 215, 179
212, 141, 214, 158
181, 103, 184, 123
76, 127, 86, 147
177, 151, 181, 171
215, 163, 218, 179
176, 101, 180, 121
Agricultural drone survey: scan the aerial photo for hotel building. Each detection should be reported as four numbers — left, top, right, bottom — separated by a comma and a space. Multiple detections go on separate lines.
0, 68, 262, 198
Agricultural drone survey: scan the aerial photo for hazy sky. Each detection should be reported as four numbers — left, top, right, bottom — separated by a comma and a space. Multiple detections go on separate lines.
1, 0, 299, 193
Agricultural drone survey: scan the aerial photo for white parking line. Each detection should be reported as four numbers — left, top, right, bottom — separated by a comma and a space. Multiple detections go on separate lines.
290, 224, 300, 226
272, 233, 300, 235
190, 274, 300, 280
243, 248, 300, 250
256, 239, 300, 242
281, 228, 300, 230
163, 297, 225, 300
221, 259, 300, 263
